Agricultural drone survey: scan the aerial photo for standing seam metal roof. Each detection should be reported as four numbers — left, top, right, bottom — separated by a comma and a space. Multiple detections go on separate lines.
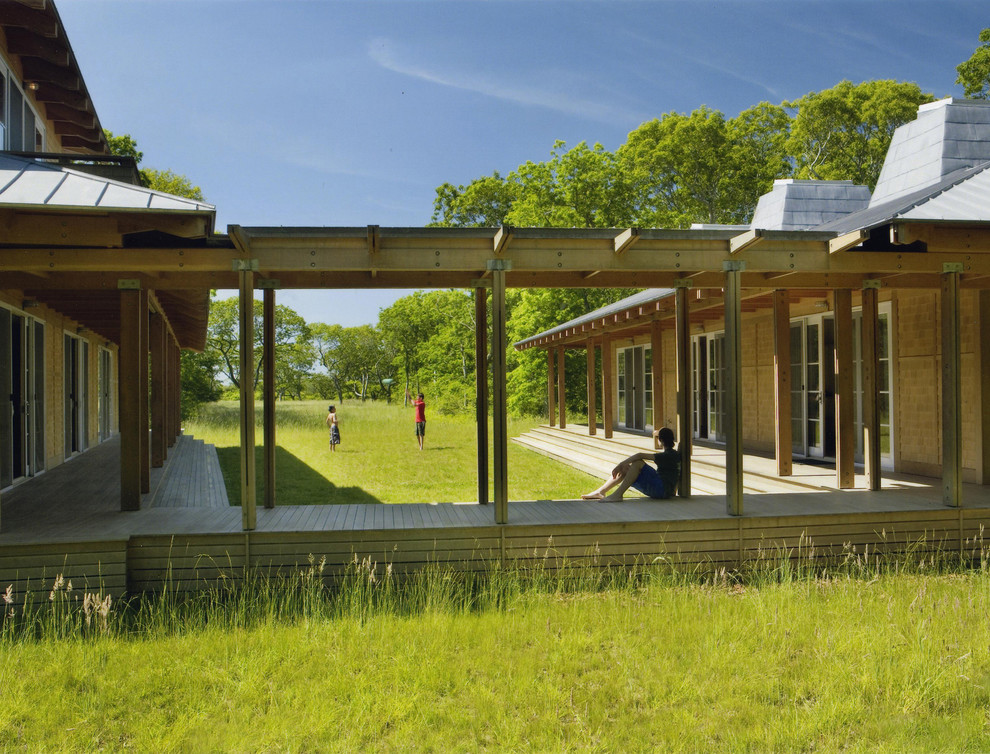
0, 153, 214, 212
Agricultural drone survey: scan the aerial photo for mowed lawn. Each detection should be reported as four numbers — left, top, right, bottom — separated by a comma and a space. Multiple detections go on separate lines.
185, 400, 598, 505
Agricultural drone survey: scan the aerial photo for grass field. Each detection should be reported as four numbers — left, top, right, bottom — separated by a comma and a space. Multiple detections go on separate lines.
184, 400, 599, 505
2, 561, 989, 752
3, 401, 988, 751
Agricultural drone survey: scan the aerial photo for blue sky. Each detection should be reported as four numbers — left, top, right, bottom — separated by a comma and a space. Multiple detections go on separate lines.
57, 0, 987, 326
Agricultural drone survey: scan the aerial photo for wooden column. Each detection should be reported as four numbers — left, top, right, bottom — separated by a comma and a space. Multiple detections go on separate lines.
475, 286, 489, 504
547, 349, 555, 427
586, 339, 596, 436
942, 266, 962, 506
239, 268, 257, 530
675, 284, 692, 497
491, 264, 508, 524
861, 284, 882, 491
557, 346, 566, 429
650, 319, 663, 430
601, 333, 613, 439
119, 287, 141, 511
724, 263, 744, 515
834, 289, 855, 489
139, 289, 150, 494
981, 290, 990, 485
170, 340, 180, 445
163, 331, 173, 452
772, 290, 792, 476
150, 310, 165, 468
263, 287, 276, 509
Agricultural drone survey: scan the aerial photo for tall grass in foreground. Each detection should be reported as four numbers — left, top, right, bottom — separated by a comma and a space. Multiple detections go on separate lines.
4, 542, 990, 751
3, 531, 987, 644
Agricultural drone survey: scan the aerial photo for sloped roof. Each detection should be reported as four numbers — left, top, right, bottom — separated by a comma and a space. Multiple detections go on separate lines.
514, 288, 674, 348
871, 98, 990, 206
815, 161, 990, 234
752, 179, 871, 230
0, 153, 214, 213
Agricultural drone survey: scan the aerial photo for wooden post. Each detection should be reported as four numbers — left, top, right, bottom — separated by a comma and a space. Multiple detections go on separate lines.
861, 284, 882, 491
724, 263, 744, 515
547, 349, 555, 427
834, 289, 855, 490
981, 291, 990, 485
163, 332, 173, 453
119, 287, 141, 511
586, 339, 596, 436
150, 310, 165, 468
601, 333, 613, 439
557, 346, 566, 429
491, 264, 508, 524
139, 289, 150, 494
650, 319, 663, 430
772, 290, 792, 476
263, 287, 276, 509
475, 286, 489, 504
942, 266, 962, 506
239, 268, 257, 530
171, 339, 181, 445
675, 284, 692, 497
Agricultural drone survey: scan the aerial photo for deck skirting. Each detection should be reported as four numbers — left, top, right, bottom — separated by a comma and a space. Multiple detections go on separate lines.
2, 505, 986, 599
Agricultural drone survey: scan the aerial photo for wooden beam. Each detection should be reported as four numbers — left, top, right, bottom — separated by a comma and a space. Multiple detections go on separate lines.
828, 230, 867, 255
118, 288, 141, 511
557, 346, 566, 429
861, 285, 881, 491
239, 269, 257, 530
602, 333, 613, 439
586, 339, 597, 436
547, 349, 556, 427
475, 286, 489, 504
942, 267, 962, 506
491, 267, 508, 524
772, 290, 792, 476
675, 286, 692, 497
980, 291, 990, 485
613, 227, 640, 255
139, 288, 150, 494
263, 288, 276, 509
650, 319, 663, 430
150, 310, 165, 468
729, 228, 763, 255
834, 289, 855, 489
493, 225, 513, 256
724, 263, 743, 515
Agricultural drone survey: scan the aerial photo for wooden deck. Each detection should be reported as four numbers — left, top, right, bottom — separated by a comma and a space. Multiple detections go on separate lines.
1, 429, 989, 598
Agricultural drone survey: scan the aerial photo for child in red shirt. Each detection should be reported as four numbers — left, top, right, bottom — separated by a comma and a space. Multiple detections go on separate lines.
413, 393, 426, 450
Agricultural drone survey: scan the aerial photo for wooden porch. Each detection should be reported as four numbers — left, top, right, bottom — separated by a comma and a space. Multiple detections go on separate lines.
2, 428, 989, 599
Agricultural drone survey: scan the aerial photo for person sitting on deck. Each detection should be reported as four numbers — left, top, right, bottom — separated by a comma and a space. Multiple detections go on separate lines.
581, 427, 680, 502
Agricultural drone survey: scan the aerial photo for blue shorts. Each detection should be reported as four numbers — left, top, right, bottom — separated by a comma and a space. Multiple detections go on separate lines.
631, 464, 667, 499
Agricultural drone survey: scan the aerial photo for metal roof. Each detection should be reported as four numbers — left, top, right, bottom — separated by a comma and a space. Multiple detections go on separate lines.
0, 153, 214, 212
815, 161, 990, 234
751, 179, 871, 230
514, 288, 674, 348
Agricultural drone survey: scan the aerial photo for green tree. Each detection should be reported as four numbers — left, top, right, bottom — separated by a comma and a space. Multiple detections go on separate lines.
179, 349, 221, 419
104, 129, 205, 201
430, 172, 516, 227
310, 322, 347, 402
957, 28, 990, 99
205, 296, 311, 392
785, 80, 933, 189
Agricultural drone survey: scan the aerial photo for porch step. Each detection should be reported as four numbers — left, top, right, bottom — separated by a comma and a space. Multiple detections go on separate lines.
151, 435, 230, 509
514, 425, 828, 496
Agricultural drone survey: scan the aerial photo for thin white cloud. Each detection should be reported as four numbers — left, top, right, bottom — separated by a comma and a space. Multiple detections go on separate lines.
367, 37, 648, 125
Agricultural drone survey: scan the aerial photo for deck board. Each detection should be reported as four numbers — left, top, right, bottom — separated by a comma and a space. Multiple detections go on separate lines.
3, 429, 990, 596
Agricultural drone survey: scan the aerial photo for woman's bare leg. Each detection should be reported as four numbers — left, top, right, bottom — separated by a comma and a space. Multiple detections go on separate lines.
602, 460, 644, 502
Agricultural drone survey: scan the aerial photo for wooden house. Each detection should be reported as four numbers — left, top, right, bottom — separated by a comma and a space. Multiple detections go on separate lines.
1, 0, 989, 596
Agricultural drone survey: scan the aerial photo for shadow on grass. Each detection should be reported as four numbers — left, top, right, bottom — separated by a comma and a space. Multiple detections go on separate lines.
215, 446, 382, 506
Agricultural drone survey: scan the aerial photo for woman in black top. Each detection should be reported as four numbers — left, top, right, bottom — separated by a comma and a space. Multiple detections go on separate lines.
581, 427, 679, 501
